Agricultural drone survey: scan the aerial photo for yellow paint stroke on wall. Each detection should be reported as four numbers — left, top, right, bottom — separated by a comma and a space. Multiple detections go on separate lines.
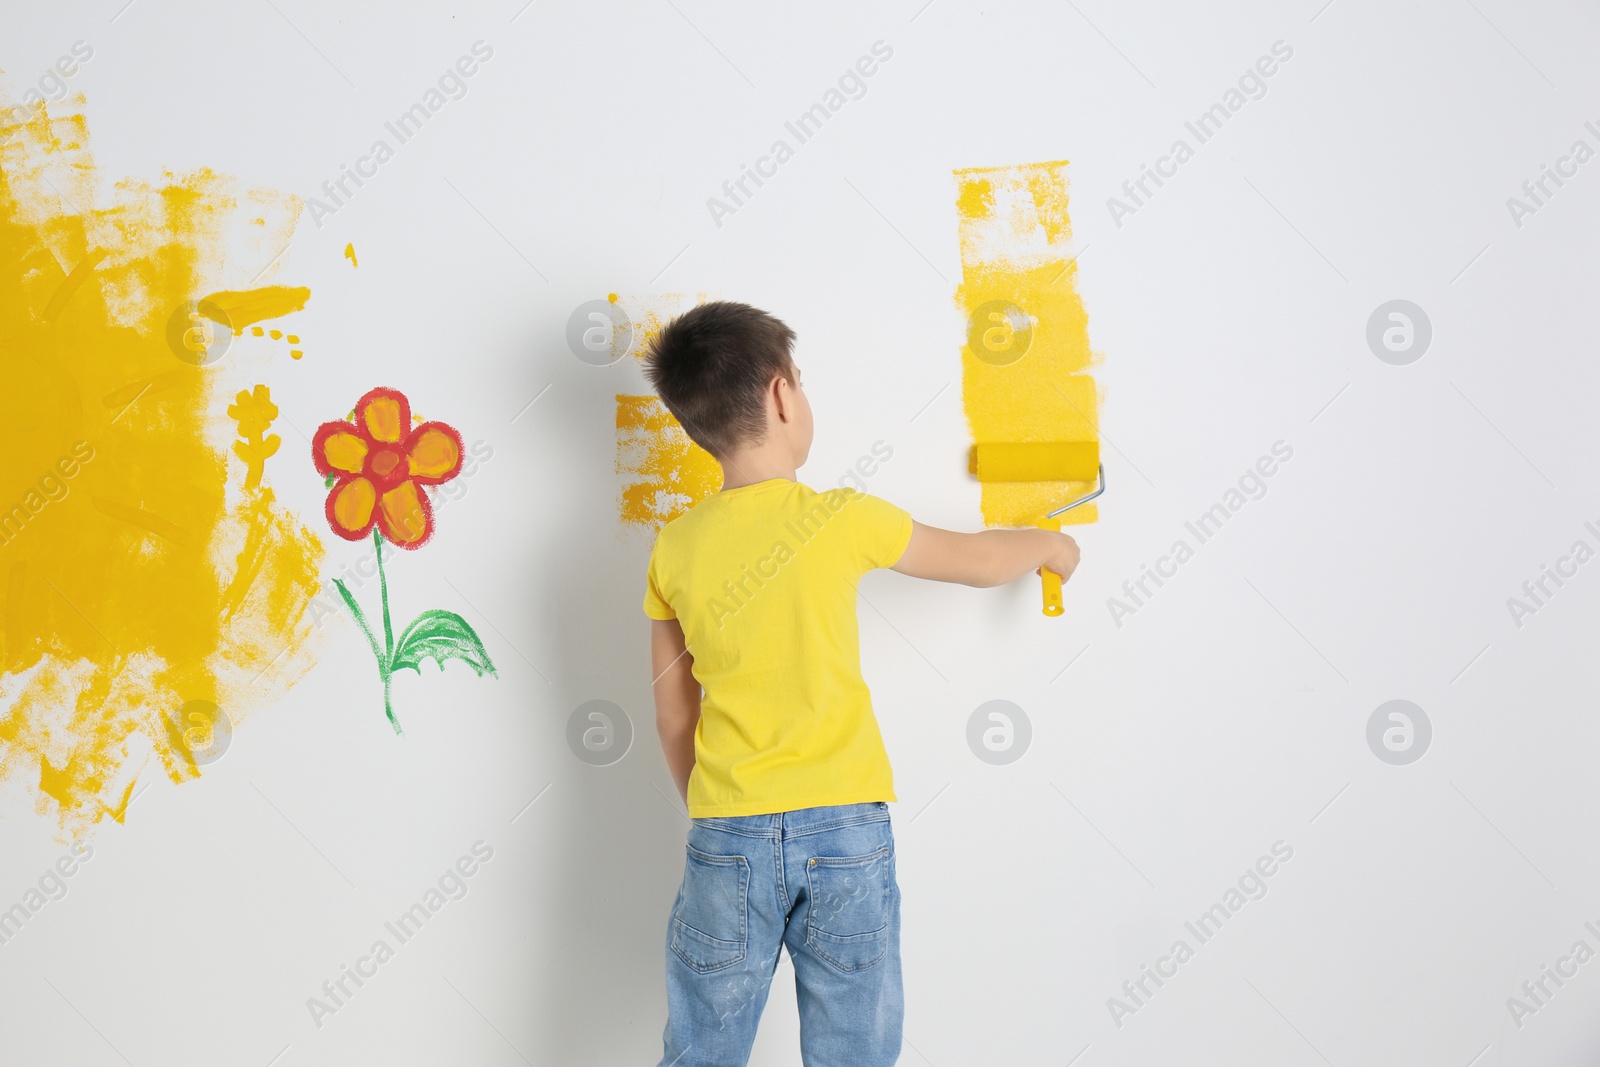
954, 160, 1101, 527
0, 95, 324, 834
198, 285, 310, 333
613, 292, 720, 533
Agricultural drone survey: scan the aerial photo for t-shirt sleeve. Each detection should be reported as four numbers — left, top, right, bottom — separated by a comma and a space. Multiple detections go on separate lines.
847, 491, 915, 571
642, 544, 676, 620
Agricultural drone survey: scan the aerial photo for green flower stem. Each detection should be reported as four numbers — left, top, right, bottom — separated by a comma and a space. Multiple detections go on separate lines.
331, 533, 403, 735
374, 527, 400, 735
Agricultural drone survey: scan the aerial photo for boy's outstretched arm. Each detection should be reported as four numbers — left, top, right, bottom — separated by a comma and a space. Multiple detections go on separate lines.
892, 520, 1081, 588
650, 618, 700, 805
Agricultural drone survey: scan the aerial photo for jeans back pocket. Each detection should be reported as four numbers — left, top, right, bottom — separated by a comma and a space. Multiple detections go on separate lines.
671, 844, 750, 974
805, 846, 892, 974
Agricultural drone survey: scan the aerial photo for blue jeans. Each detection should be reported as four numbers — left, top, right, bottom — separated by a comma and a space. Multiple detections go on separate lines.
657, 801, 903, 1067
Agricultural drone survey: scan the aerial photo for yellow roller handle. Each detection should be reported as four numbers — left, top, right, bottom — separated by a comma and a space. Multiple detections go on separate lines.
1041, 569, 1064, 616
1039, 516, 1064, 617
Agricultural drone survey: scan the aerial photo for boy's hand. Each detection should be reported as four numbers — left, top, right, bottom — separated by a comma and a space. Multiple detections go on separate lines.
651, 618, 700, 806
1038, 531, 1081, 583
893, 521, 1082, 590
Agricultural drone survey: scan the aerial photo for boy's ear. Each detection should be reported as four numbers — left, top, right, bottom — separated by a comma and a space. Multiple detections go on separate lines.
771, 372, 793, 422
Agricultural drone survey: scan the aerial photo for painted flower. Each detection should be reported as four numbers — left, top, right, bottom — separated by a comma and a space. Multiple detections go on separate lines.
312, 387, 463, 548
310, 387, 493, 734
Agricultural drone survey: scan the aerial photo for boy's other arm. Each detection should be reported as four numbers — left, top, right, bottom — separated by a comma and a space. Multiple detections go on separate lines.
891, 520, 1081, 588
650, 618, 700, 805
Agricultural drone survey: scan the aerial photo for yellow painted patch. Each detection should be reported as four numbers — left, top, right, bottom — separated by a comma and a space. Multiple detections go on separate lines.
608, 293, 721, 533
0, 94, 324, 834
954, 160, 1101, 527
616, 395, 721, 532
956, 176, 993, 220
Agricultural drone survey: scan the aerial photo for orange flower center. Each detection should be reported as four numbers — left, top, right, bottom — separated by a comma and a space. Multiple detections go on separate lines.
371, 449, 402, 477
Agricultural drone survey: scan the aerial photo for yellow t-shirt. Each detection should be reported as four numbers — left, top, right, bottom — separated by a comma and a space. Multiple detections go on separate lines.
642, 478, 914, 818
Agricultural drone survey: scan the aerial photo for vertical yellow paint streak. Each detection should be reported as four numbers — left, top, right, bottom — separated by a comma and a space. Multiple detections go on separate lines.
0, 95, 324, 834
614, 293, 721, 533
954, 160, 1101, 526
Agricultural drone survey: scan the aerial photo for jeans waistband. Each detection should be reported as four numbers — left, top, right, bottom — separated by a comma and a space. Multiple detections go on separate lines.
693, 801, 889, 839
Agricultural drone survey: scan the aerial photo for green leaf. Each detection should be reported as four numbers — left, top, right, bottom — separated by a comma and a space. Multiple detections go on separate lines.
390, 609, 497, 679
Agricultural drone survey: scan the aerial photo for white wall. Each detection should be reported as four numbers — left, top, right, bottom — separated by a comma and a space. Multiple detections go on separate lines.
2, 1, 1598, 1064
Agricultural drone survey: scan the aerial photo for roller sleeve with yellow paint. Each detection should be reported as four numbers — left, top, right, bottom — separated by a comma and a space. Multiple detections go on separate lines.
968, 441, 1098, 483
969, 441, 1102, 617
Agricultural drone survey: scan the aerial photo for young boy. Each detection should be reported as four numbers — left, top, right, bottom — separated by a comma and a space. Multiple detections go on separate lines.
641, 302, 1080, 1067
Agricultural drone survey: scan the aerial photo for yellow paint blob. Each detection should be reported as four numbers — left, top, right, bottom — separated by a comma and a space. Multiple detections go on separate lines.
954, 160, 1100, 527
344, 242, 357, 268
0, 94, 324, 834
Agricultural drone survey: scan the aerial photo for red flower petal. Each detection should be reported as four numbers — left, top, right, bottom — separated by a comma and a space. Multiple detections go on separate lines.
355, 387, 411, 445
376, 480, 433, 548
404, 421, 464, 485
325, 477, 378, 541
312, 420, 368, 477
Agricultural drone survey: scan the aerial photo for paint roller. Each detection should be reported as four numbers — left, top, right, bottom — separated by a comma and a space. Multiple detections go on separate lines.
968, 441, 1105, 617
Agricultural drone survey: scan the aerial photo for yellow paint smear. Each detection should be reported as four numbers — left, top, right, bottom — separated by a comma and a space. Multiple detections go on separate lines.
616, 396, 720, 532
198, 285, 310, 333
955, 159, 1100, 526
0, 94, 324, 835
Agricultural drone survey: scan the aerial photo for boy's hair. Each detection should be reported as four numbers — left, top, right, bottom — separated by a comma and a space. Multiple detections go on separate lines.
642, 301, 797, 459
